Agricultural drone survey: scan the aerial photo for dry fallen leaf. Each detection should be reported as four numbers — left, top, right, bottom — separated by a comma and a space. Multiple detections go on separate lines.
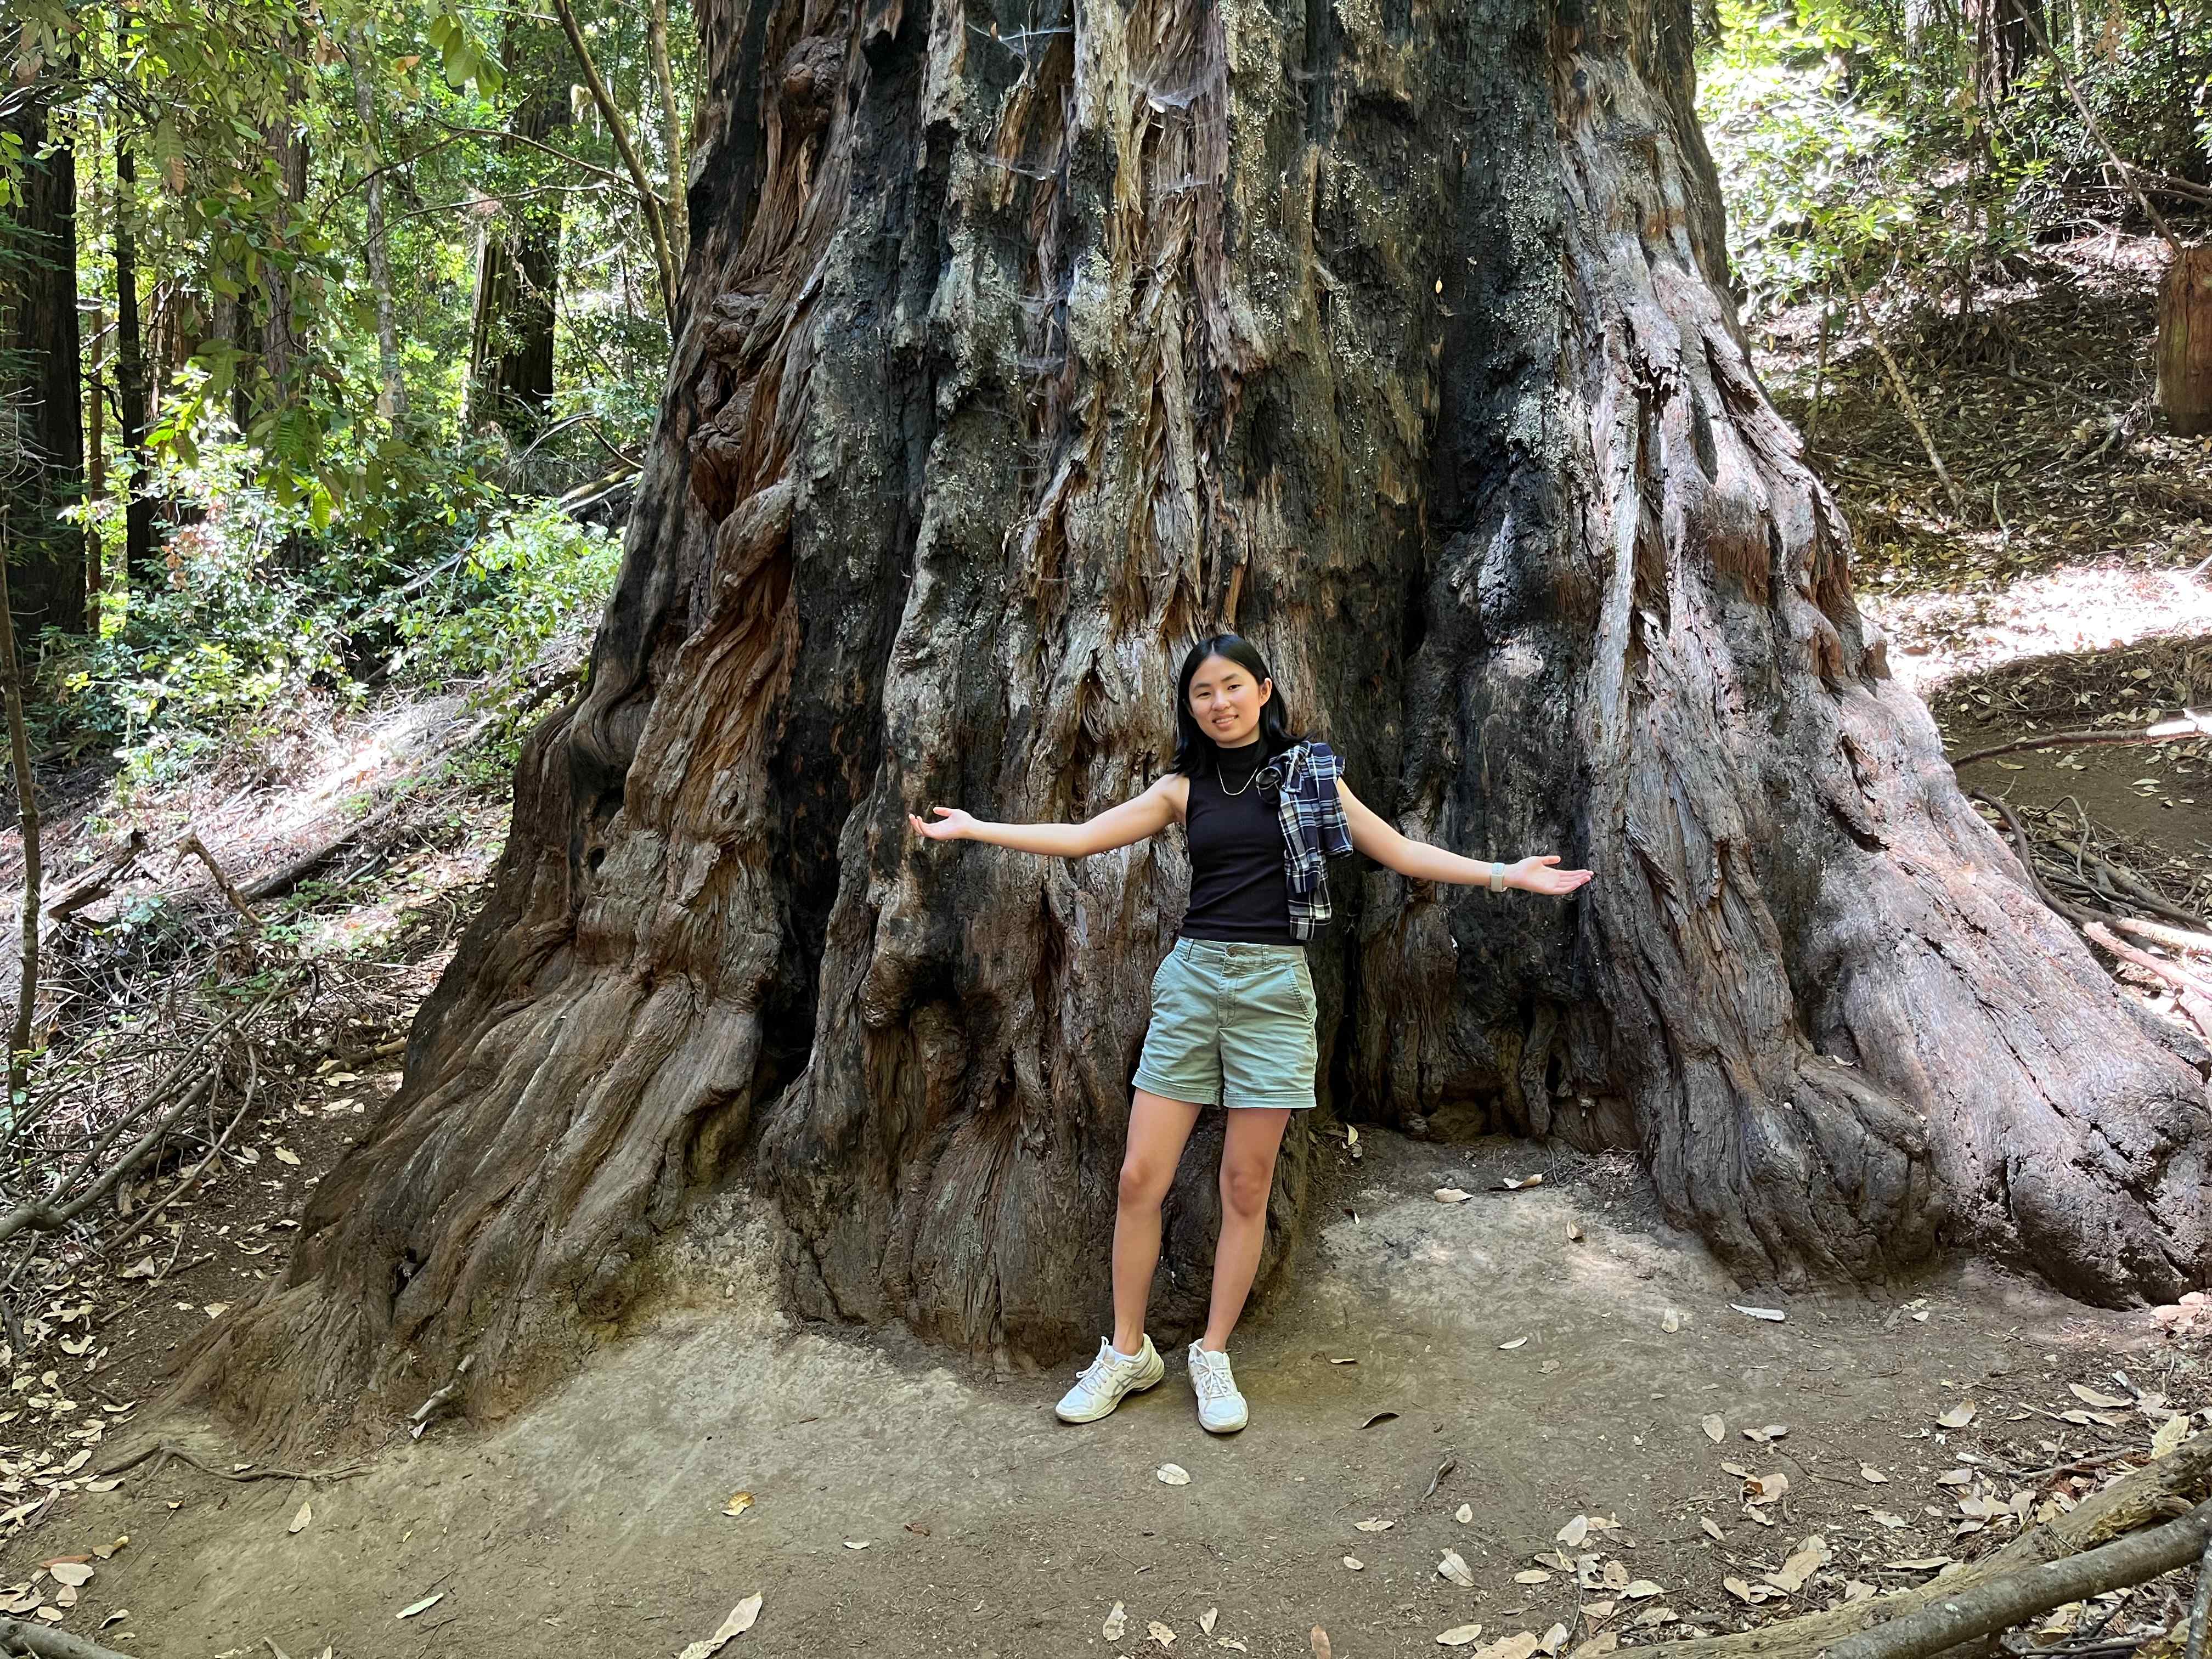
1764, 1535, 1830, 1593
1661, 1310, 1681, 1333
1556, 1515, 1590, 1547
1440, 1549, 1477, 1588
1621, 1581, 1663, 1600
273, 1147, 301, 1166
1568, 1634, 1620, 1659
1565, 1222, 1584, 1242
1498, 1337, 1528, 1351
396, 1593, 445, 1620
2153, 1415, 2192, 1458
1937, 1402, 1977, 1429
722, 1492, 754, 1517
1436, 1627, 1486, 1650
1150, 1620, 1177, 1649
1515, 1569, 1553, 1585
1870, 1511, 1908, 1529
1201, 1610, 1219, 1635
2069, 1384, 2130, 1409
1105, 1602, 1128, 1640
1311, 1629, 1331, 1659
1156, 1464, 1190, 1486
1355, 1517, 1395, 1533
1742, 1424, 1788, 1443
1435, 1188, 1475, 1204
675, 1593, 764, 1659
1935, 1468, 1975, 1487
1500, 1175, 1544, 1190
1700, 1517, 1725, 1542
843, 1539, 870, 1550
1701, 1414, 1725, 1443
1476, 1633, 1542, 1659
1860, 1465, 1889, 1483
1538, 1623, 1571, 1655
287, 1499, 312, 1534
1344, 1556, 1364, 1570
46, 1564, 91, 1589
1456, 1504, 1474, 1524
1731, 1304, 1787, 1322
1360, 1411, 1400, 1430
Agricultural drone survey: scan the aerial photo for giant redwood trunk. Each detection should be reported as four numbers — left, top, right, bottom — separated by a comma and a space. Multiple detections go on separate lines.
188, 0, 2209, 1441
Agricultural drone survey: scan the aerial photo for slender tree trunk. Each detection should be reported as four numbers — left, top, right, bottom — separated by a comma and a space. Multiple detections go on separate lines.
111, 143, 155, 586
0, 512, 43, 1112
466, 24, 571, 437
1, 75, 87, 636
648, 0, 691, 270
84, 306, 105, 633
348, 33, 408, 419
185, 0, 2211, 1449
261, 115, 310, 409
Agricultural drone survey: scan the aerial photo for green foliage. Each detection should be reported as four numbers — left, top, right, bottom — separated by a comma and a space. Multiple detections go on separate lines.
38, 433, 612, 789
1701, 0, 2212, 315
377, 503, 620, 680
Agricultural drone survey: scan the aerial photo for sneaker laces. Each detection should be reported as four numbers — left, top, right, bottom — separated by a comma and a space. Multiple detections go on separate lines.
1076, 1340, 1132, 1392
1190, 1348, 1237, 1401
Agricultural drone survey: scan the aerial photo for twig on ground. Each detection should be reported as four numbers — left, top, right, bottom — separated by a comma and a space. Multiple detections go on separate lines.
2183, 1531, 2212, 1659
1949, 711, 2212, 769
409, 1351, 476, 1435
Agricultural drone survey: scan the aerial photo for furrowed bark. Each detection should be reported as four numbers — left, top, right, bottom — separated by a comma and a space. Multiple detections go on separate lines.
177, 0, 2212, 1448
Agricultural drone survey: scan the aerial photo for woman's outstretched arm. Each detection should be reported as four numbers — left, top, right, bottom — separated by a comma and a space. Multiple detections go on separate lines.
1335, 781, 1593, 895
909, 774, 1184, 859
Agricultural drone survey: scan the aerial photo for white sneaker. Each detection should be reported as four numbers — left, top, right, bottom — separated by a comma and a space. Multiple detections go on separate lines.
1187, 1342, 1249, 1434
1056, 1335, 1166, 1423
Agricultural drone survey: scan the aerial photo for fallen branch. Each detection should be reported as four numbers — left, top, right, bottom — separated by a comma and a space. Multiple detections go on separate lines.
43, 830, 145, 921
1651, 1432, 2212, 1659
1949, 710, 2212, 769
1839, 270, 1967, 517
2183, 1530, 2212, 1659
0, 1617, 140, 1659
171, 833, 257, 922
1824, 1497, 2212, 1659
2084, 922, 2212, 1007
2110, 916, 2212, 957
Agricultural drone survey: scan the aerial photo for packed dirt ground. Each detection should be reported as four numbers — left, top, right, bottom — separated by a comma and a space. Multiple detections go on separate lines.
2, 232, 2210, 1655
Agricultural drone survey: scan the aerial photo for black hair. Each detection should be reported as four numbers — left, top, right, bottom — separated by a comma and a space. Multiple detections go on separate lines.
1170, 634, 1300, 777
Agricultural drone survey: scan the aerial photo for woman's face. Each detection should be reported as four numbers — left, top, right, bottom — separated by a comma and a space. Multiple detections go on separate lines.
1187, 654, 1272, 749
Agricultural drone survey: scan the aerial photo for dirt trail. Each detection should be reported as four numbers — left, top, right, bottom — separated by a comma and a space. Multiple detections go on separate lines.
27, 1131, 2179, 1658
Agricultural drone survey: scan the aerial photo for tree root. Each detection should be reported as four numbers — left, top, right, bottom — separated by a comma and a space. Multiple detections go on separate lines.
1650, 1432, 2212, 1659
1824, 1498, 2212, 1659
0, 1618, 138, 1659
94, 1440, 368, 1485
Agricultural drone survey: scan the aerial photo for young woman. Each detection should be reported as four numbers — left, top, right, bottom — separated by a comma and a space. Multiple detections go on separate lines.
907, 635, 1592, 1434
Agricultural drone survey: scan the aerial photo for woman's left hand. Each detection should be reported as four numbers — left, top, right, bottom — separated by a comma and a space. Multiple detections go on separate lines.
1513, 855, 1594, 896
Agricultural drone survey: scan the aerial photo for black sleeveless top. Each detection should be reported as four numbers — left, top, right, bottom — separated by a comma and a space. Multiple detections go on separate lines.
1180, 746, 1296, 945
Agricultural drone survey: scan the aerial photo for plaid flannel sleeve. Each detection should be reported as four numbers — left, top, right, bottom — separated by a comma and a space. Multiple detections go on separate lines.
1274, 741, 1355, 941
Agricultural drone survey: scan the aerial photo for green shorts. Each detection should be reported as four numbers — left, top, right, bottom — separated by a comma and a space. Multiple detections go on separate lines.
1131, 939, 1318, 1110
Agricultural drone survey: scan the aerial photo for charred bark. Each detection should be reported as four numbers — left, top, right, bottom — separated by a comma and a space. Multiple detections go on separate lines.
185, 0, 2209, 1445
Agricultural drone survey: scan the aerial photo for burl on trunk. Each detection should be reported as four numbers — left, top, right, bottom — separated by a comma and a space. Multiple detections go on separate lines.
184, 0, 2207, 1443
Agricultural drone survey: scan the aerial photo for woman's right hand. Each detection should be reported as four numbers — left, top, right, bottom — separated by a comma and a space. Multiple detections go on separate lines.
909, 805, 976, 842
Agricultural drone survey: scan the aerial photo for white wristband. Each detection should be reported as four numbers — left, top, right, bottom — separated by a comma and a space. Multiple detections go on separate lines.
1489, 860, 1508, 894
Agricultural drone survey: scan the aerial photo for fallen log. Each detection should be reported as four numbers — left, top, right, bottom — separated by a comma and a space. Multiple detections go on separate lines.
1649, 1431, 2212, 1659
1822, 1497, 2212, 1659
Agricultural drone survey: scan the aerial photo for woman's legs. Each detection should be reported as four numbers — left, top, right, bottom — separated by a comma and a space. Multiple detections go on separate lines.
1200, 1107, 1293, 1351
1111, 1089, 1204, 1354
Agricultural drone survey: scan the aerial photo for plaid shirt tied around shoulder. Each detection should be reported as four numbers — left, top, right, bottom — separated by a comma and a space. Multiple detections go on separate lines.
1255, 739, 1355, 941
